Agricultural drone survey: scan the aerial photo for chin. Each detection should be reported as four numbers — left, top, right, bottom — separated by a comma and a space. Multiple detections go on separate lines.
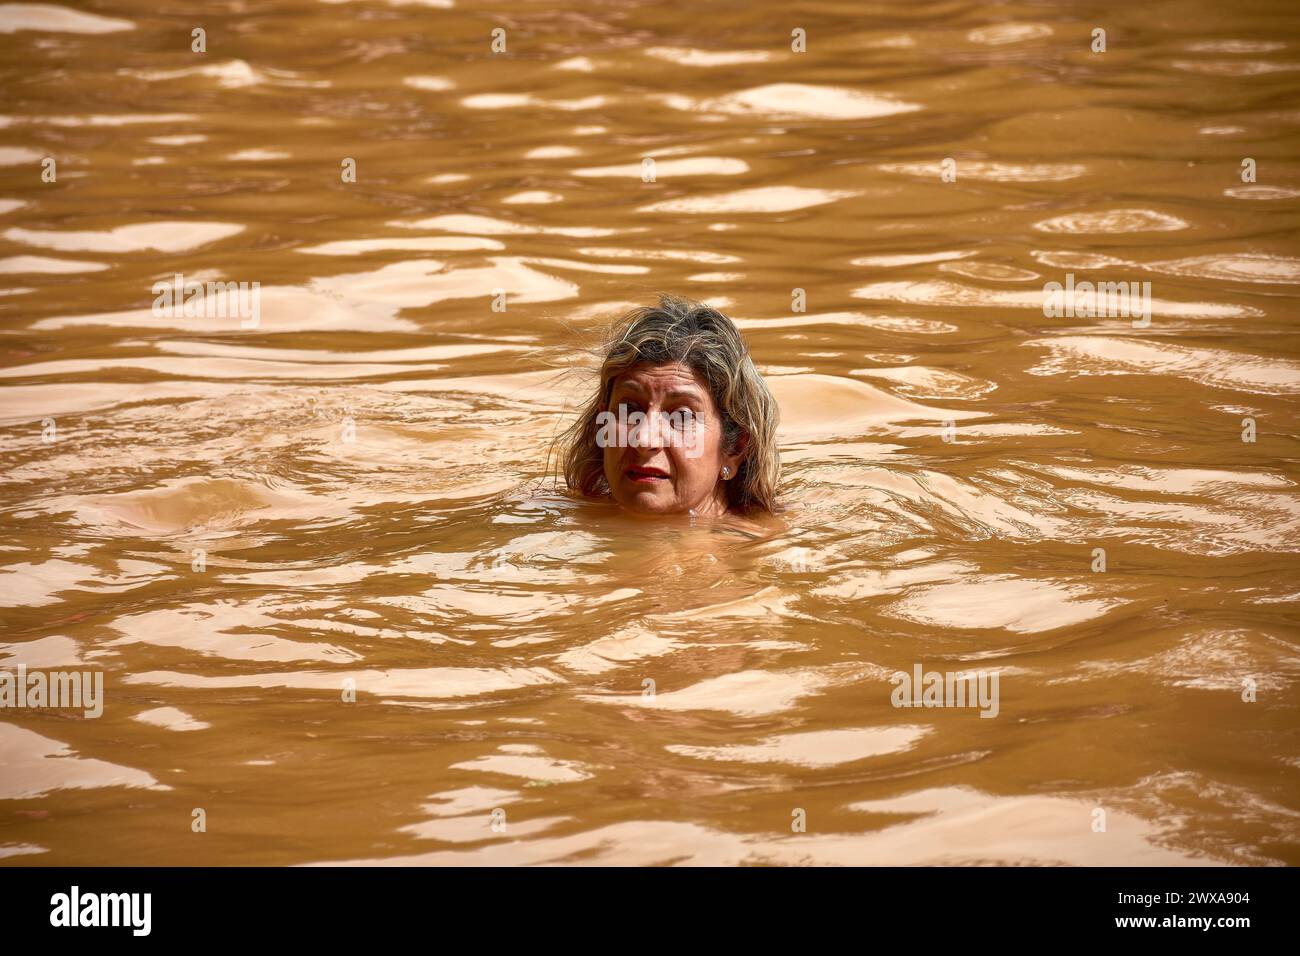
614, 489, 682, 515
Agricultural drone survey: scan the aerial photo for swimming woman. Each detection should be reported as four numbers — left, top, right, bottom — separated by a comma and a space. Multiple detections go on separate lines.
557, 294, 781, 521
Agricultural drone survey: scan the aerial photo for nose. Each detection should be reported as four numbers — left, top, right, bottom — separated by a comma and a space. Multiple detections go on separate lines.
628, 407, 666, 450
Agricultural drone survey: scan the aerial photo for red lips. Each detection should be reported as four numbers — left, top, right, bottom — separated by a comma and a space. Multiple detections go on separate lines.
626, 465, 670, 482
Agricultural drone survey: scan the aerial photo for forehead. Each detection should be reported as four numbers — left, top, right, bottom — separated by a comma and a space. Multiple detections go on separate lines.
611, 362, 709, 396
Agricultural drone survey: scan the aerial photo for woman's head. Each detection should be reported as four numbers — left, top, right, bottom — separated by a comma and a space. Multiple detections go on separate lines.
558, 294, 780, 517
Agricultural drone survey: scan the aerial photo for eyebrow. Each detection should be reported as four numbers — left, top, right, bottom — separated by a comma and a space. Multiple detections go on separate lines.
612, 381, 705, 401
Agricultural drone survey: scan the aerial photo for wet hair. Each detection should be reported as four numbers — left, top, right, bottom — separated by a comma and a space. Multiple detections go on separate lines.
556, 293, 780, 514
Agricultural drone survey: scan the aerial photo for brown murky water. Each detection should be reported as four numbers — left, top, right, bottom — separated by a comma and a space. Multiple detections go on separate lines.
1, 0, 1299, 866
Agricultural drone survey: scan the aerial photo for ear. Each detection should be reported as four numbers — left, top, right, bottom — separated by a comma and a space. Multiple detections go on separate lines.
721, 430, 748, 478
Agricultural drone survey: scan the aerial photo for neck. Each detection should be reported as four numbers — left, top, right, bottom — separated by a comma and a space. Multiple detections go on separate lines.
689, 483, 732, 518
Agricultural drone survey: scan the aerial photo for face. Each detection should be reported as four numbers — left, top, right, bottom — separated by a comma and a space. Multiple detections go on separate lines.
601, 363, 741, 517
